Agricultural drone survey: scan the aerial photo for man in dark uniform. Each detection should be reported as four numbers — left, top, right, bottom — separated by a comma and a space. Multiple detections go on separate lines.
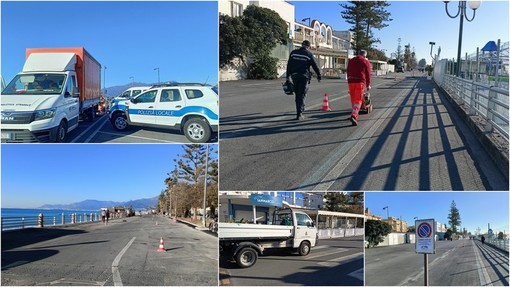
286, 40, 322, 120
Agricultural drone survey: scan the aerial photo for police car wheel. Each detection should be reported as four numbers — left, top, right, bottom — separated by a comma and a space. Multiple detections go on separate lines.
112, 114, 128, 131
184, 118, 211, 143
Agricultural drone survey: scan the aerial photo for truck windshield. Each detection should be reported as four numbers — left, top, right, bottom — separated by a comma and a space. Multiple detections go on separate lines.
2, 73, 66, 95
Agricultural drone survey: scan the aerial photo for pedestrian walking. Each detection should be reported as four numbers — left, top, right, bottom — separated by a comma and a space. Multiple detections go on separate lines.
286, 40, 322, 120
347, 49, 372, 126
106, 209, 110, 224
481, 235, 485, 244
101, 208, 106, 223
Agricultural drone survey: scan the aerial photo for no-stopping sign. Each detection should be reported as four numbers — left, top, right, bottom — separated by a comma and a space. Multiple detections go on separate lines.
415, 219, 435, 254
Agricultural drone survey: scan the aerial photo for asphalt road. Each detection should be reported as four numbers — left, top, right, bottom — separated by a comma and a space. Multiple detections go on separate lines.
219, 73, 508, 191
66, 114, 218, 143
1, 215, 218, 286
219, 236, 363, 286
365, 239, 509, 286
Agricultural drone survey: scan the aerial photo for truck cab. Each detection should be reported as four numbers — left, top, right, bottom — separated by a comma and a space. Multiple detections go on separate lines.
1, 48, 101, 143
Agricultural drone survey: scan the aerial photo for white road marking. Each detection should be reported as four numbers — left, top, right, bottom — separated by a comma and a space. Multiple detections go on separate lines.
316, 252, 364, 267
112, 237, 136, 286
347, 267, 364, 282
84, 115, 110, 143
302, 85, 414, 190
473, 241, 493, 286
97, 131, 179, 143
305, 248, 350, 260
70, 116, 107, 143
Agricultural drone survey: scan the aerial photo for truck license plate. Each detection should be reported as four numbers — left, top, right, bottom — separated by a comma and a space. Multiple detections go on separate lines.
1, 132, 12, 140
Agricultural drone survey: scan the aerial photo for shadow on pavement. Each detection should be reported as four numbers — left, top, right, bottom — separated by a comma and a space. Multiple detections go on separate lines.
2, 249, 59, 271
1, 228, 87, 251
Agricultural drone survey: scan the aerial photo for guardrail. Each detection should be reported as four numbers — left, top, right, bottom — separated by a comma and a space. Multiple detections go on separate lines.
440, 74, 509, 140
1, 213, 100, 231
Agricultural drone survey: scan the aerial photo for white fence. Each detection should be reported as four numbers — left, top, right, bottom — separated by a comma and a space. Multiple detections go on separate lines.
434, 59, 509, 140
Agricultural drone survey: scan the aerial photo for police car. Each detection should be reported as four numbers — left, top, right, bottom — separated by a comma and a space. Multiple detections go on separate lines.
108, 83, 218, 143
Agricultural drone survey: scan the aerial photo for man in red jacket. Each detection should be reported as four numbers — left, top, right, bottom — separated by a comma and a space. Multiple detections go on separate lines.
347, 50, 372, 126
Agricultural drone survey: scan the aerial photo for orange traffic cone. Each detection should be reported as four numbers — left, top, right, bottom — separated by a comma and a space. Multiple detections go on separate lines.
157, 237, 165, 252
321, 93, 331, 111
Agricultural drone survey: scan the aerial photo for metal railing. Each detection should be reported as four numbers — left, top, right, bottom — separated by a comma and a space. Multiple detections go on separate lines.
439, 74, 509, 140
1, 213, 100, 231
485, 237, 509, 252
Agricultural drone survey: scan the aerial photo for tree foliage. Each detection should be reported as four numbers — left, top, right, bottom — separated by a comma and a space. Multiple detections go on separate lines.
403, 44, 417, 70
418, 58, 427, 68
448, 200, 461, 233
367, 47, 388, 61
365, 220, 392, 248
340, 1, 392, 52
324, 192, 364, 214
157, 145, 218, 221
219, 4, 288, 78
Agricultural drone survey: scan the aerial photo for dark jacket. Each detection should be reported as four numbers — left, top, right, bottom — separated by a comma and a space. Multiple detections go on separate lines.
286, 47, 321, 80
347, 55, 371, 87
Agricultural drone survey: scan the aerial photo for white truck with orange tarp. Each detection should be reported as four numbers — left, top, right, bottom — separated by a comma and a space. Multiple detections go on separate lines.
1, 47, 101, 142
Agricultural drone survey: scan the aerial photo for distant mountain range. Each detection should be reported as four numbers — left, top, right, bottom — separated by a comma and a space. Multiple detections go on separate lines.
39, 196, 158, 211
102, 81, 218, 99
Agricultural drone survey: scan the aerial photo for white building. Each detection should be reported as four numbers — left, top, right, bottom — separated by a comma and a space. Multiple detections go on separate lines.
219, 0, 355, 80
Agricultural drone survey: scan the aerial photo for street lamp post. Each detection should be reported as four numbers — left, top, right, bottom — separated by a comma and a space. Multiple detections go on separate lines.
202, 146, 209, 227
444, 0, 481, 77
154, 67, 160, 84
383, 206, 389, 219
103, 66, 107, 96
429, 41, 436, 64
302, 17, 311, 27
129, 76, 134, 87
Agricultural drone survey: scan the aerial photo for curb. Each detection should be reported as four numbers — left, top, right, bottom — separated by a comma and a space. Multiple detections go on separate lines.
435, 82, 509, 183
172, 217, 218, 237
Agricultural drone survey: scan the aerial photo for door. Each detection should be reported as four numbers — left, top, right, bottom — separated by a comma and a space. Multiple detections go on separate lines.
126, 90, 158, 125
63, 74, 80, 128
293, 212, 317, 247
154, 88, 185, 127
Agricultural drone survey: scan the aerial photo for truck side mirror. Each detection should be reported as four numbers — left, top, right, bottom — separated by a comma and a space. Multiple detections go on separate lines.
72, 87, 80, 98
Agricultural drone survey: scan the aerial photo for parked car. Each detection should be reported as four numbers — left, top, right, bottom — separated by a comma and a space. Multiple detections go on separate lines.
396, 67, 404, 73
113, 86, 151, 101
108, 83, 218, 143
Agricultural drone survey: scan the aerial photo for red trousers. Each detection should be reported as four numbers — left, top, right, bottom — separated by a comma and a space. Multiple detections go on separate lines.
348, 83, 365, 120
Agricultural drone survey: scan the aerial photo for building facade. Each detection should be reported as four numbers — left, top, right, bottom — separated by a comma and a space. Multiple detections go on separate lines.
219, 0, 354, 81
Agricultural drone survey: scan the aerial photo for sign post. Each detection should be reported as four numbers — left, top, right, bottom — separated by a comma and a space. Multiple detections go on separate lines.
415, 219, 435, 286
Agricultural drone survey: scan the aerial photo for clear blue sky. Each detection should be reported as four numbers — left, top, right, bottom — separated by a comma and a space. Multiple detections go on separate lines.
366, 192, 509, 235
292, 0, 509, 65
1, 144, 218, 208
1, 1, 219, 89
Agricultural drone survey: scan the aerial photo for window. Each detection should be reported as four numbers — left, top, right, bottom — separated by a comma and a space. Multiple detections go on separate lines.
132, 90, 143, 97
296, 213, 313, 227
160, 89, 182, 102
185, 89, 204, 100
135, 90, 157, 103
231, 2, 243, 17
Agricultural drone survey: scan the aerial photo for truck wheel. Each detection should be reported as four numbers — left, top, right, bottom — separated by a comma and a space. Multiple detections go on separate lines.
183, 118, 211, 143
235, 247, 257, 268
298, 241, 311, 256
55, 120, 68, 143
112, 113, 129, 131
